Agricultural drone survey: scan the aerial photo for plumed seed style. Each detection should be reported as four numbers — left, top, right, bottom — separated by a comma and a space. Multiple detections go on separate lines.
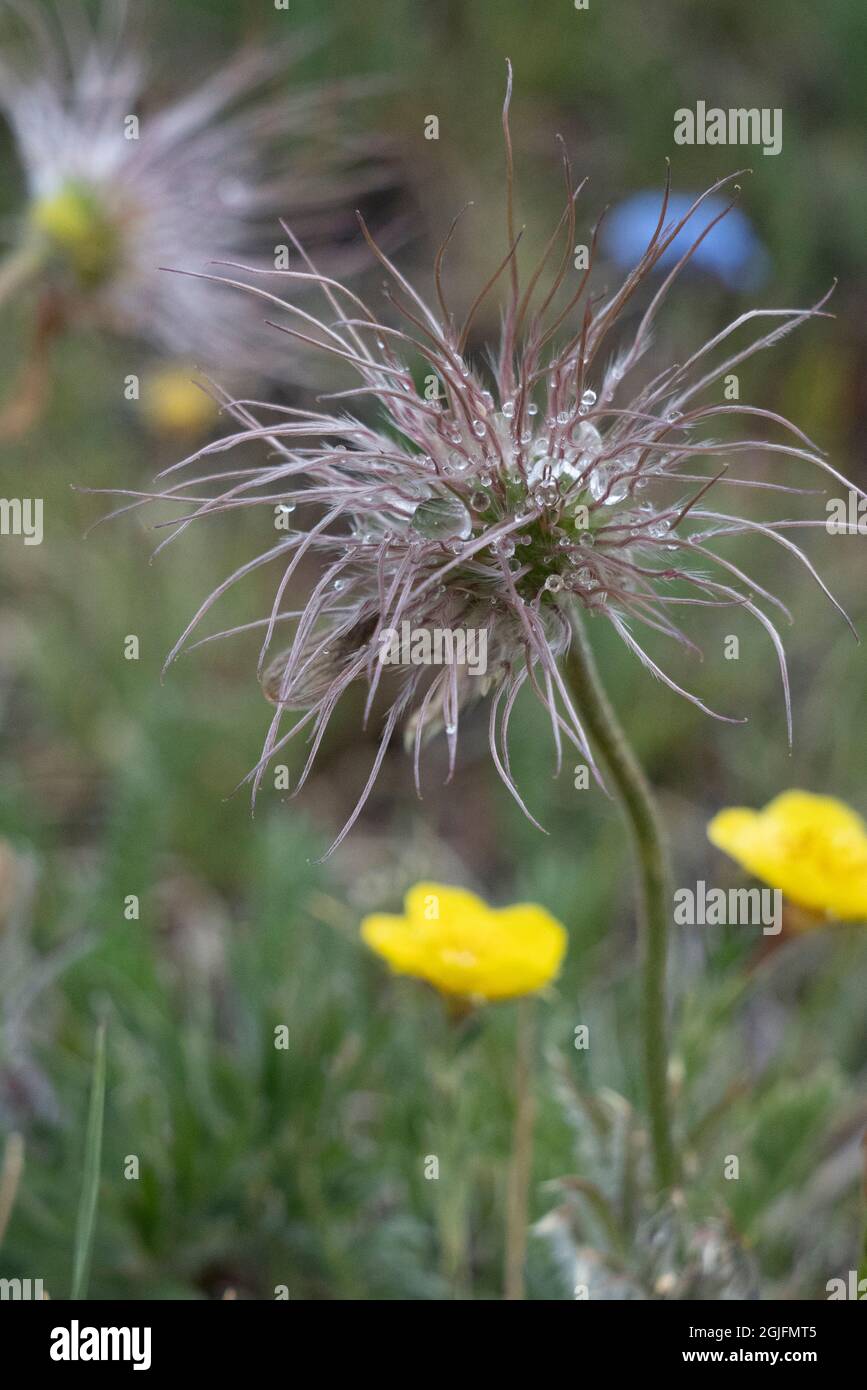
0, 0, 383, 373
107, 67, 864, 856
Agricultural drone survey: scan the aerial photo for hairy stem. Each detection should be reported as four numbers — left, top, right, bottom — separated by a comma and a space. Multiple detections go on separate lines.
565, 613, 680, 1190
504, 996, 536, 1299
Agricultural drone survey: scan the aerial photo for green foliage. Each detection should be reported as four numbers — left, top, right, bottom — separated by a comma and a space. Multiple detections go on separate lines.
70, 1023, 107, 1298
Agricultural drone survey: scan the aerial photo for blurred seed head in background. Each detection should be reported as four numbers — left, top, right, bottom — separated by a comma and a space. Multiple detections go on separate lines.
0, 0, 390, 385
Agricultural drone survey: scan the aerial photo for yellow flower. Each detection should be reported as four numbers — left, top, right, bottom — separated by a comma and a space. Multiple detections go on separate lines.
361, 883, 567, 1003
708, 790, 867, 923
139, 367, 217, 439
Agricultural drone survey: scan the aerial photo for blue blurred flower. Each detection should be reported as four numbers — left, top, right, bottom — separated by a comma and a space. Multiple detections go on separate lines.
602, 192, 770, 291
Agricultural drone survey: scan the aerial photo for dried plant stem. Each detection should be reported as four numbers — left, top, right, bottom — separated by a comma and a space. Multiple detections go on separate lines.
0, 242, 42, 311
504, 996, 536, 1300
0, 1133, 25, 1249
0, 243, 55, 442
566, 614, 680, 1191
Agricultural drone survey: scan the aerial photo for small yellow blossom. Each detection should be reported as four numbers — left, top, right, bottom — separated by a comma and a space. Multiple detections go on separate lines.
708, 790, 867, 922
361, 882, 567, 1003
140, 367, 217, 439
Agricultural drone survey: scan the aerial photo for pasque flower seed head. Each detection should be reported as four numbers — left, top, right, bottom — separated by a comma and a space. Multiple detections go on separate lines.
105, 67, 863, 855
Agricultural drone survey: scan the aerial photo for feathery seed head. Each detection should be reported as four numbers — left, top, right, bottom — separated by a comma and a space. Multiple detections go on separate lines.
106, 67, 863, 855
0, 0, 384, 373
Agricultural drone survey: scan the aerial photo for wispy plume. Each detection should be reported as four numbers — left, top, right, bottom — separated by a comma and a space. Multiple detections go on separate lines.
100, 64, 862, 856
0, 0, 387, 374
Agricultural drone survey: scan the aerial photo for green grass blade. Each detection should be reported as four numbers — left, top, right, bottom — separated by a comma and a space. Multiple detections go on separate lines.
70, 1022, 107, 1300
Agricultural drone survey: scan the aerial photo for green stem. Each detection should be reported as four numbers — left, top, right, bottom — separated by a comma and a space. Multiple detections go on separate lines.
565, 613, 680, 1190
504, 997, 536, 1300
434, 1038, 472, 1298
71, 1022, 107, 1300
859, 1131, 867, 1285
0, 241, 43, 311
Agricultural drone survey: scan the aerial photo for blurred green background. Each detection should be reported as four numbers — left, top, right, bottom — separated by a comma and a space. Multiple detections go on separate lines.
0, 0, 866, 1299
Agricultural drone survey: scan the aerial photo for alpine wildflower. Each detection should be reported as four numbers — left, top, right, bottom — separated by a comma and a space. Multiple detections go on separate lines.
602, 191, 769, 292
0, 0, 383, 372
102, 65, 866, 1194
138, 364, 218, 441
708, 790, 867, 923
360, 883, 567, 1003
107, 68, 865, 855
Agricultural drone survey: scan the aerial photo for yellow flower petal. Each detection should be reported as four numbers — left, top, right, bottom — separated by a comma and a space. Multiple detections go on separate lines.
708, 790, 867, 923
404, 881, 490, 926
361, 882, 568, 1003
360, 913, 425, 974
